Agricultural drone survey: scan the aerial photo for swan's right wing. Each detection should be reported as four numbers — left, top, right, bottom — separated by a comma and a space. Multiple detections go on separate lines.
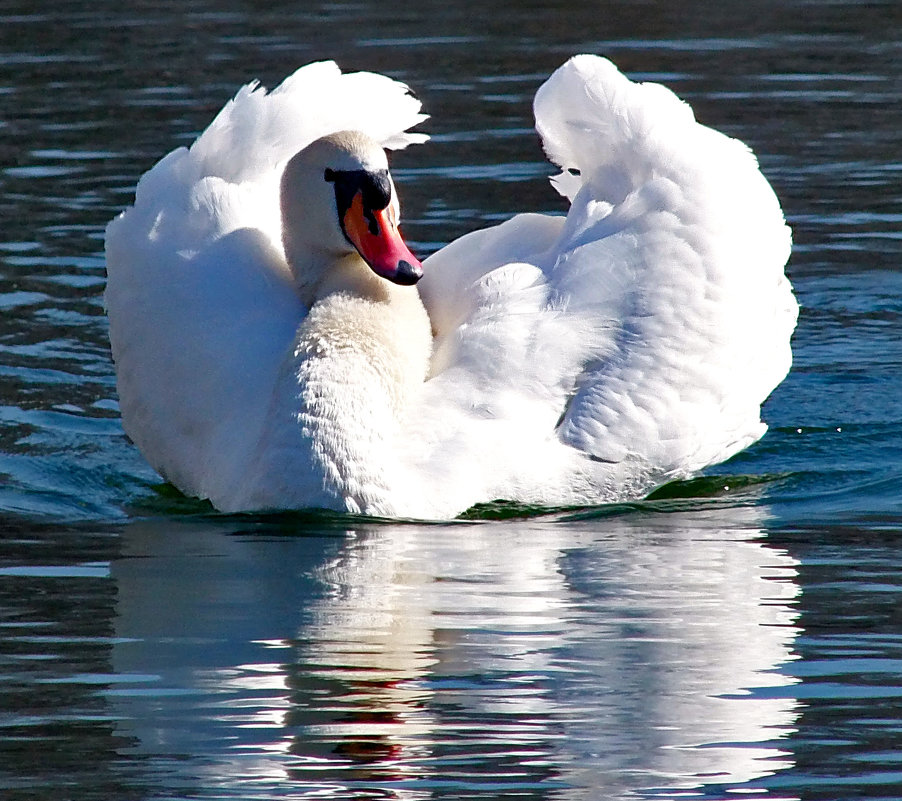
536, 56, 797, 476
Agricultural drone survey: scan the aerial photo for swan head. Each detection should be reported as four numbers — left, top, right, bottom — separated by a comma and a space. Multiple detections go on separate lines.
280, 131, 422, 303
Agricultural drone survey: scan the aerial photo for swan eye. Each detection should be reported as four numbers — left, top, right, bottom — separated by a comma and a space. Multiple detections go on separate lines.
324, 168, 336, 183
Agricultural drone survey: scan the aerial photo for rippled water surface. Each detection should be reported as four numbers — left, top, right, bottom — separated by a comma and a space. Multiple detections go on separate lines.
1, 1, 901, 799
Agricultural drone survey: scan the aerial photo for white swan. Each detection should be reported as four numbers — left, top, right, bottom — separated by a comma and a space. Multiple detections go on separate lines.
105, 56, 797, 519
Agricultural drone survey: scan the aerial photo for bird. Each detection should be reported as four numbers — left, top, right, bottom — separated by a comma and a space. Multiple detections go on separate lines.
104, 55, 797, 519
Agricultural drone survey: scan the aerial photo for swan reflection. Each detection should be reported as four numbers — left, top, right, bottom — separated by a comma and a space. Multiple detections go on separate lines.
111, 506, 799, 798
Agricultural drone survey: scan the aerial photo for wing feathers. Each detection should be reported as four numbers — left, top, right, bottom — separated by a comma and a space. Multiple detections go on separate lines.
541, 57, 795, 472
419, 55, 795, 490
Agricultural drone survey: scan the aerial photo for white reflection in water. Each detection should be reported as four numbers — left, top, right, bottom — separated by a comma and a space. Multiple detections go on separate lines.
110, 506, 799, 799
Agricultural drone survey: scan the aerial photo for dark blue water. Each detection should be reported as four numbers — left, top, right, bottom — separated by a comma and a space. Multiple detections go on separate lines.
1, 1, 901, 799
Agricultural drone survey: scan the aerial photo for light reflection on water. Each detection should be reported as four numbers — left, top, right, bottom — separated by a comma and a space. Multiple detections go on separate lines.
107, 509, 799, 798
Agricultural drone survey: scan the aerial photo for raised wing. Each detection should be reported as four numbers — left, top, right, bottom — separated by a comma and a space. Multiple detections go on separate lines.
417, 56, 796, 501
537, 56, 796, 474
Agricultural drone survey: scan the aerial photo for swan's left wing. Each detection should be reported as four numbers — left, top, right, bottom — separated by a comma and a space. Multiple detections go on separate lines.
537, 56, 797, 476
413, 56, 797, 511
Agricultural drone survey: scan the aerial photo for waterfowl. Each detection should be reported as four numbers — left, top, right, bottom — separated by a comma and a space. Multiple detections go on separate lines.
105, 56, 797, 518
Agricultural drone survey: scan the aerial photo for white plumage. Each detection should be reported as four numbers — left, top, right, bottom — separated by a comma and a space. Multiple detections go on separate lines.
105, 56, 797, 518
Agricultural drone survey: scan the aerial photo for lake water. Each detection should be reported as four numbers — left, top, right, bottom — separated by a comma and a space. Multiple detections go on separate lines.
1, 1, 901, 799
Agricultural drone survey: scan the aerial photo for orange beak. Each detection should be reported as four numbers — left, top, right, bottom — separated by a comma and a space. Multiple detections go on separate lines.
342, 192, 423, 286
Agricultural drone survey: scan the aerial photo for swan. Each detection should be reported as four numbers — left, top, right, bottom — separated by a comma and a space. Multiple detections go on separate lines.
105, 56, 797, 519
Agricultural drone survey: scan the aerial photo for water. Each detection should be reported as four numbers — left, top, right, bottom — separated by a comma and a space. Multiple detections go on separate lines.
1, 0, 901, 798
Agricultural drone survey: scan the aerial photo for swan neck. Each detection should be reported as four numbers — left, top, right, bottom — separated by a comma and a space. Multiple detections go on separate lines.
286, 244, 405, 308
312, 253, 397, 305
288, 284, 432, 514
